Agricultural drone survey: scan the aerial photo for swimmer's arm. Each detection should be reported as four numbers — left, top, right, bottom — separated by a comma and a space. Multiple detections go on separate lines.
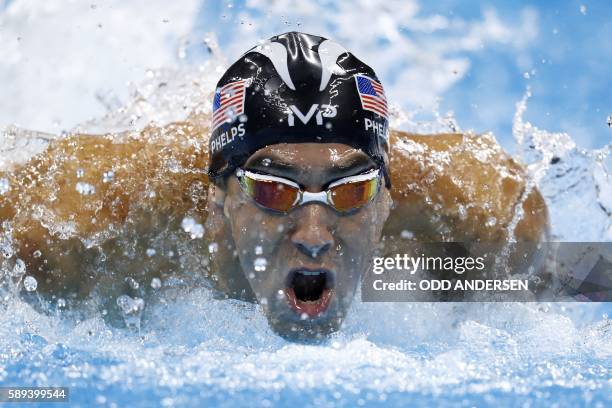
383, 131, 549, 273
1, 122, 209, 297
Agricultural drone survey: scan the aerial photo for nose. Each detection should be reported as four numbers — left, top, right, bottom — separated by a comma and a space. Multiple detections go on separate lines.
290, 204, 334, 259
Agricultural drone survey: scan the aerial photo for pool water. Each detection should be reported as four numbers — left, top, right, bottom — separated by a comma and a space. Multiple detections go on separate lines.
1, 14, 611, 408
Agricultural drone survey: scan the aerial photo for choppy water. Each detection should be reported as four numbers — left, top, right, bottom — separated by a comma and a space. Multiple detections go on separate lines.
1, 32, 611, 408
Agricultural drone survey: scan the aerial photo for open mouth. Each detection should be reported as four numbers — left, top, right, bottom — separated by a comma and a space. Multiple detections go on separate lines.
284, 268, 335, 318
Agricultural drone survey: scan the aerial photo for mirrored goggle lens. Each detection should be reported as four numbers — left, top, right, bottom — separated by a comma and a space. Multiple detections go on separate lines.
241, 176, 299, 212
329, 177, 380, 212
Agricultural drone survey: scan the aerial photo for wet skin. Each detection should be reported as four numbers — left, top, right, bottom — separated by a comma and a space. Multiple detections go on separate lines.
212, 143, 392, 340
1, 124, 549, 339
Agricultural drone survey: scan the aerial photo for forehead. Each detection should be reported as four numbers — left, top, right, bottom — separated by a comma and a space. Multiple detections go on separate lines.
245, 143, 373, 174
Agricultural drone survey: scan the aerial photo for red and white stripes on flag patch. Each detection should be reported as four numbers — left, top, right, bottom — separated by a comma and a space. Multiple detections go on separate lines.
354, 75, 388, 119
212, 79, 247, 130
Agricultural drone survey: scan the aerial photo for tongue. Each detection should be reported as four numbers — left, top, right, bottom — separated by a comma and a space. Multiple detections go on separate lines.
285, 287, 333, 318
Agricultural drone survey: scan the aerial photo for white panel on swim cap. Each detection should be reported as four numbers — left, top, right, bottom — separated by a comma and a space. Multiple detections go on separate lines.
247, 41, 296, 90
318, 39, 348, 91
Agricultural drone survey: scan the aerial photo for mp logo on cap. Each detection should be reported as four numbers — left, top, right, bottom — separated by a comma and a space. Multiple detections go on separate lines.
287, 104, 337, 126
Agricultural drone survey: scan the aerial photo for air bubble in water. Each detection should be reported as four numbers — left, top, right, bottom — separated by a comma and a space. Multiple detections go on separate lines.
23, 275, 37, 291
262, 158, 271, 166
76, 168, 85, 178
253, 257, 267, 271
276, 289, 285, 300
146, 248, 156, 257
57, 298, 66, 308
0, 178, 9, 195
485, 217, 497, 227
208, 242, 218, 253
76, 182, 95, 195
33, 250, 42, 258
181, 216, 204, 239
150, 278, 162, 289
255, 245, 263, 255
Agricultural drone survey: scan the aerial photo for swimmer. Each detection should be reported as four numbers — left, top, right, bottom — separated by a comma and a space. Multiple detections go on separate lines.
0, 32, 548, 339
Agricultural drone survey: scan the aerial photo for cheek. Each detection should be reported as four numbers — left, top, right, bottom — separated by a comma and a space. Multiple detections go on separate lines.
334, 203, 387, 258
227, 200, 290, 274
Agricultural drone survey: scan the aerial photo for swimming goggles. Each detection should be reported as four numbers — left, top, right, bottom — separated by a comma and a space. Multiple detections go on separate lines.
235, 167, 382, 214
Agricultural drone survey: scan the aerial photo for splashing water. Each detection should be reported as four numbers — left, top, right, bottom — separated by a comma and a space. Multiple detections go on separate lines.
0, 38, 610, 408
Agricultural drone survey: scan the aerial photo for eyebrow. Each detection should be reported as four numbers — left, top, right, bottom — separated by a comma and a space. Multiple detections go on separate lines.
245, 153, 375, 184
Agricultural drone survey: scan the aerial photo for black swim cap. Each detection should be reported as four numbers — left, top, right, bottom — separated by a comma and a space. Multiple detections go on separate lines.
207, 31, 391, 187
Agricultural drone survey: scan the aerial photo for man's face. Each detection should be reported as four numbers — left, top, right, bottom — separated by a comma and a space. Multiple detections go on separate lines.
221, 142, 391, 340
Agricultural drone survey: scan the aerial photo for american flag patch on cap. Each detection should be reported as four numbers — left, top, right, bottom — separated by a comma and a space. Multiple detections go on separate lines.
354, 75, 388, 119
212, 79, 247, 130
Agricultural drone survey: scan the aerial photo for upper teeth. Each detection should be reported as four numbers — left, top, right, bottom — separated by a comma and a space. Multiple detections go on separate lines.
300, 271, 323, 276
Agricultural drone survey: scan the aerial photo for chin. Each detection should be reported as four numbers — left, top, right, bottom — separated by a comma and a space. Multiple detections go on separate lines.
266, 312, 345, 342
263, 293, 353, 342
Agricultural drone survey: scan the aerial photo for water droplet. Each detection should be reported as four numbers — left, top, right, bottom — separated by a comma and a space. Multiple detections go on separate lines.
485, 217, 497, 227
579, 4, 587, 15
33, 250, 42, 258
260, 297, 268, 305
300, 312, 309, 320
2, 244, 14, 259
125, 277, 140, 290
76, 168, 85, 178
262, 158, 271, 166
150, 278, 162, 290
116, 295, 145, 329
76, 182, 95, 195
57, 298, 66, 308
181, 216, 204, 239
0, 178, 9, 195
24, 275, 38, 291
238, 114, 248, 123
146, 248, 156, 257
255, 245, 263, 255
208, 242, 218, 253
400, 230, 414, 239
102, 170, 114, 183
276, 290, 285, 300
607, 115, 612, 128
248, 272, 255, 279
453, 204, 466, 219
12, 258, 26, 277
253, 257, 267, 271
523, 72, 530, 79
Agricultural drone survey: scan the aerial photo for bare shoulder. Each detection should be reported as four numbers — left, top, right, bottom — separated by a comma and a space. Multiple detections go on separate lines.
384, 130, 549, 243
1, 122, 210, 297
